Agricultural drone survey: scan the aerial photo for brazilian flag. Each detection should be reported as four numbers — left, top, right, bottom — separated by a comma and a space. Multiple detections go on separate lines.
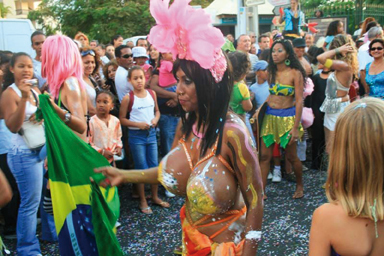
36, 94, 123, 256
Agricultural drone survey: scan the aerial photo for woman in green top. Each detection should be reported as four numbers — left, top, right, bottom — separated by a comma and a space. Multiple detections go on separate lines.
228, 51, 253, 119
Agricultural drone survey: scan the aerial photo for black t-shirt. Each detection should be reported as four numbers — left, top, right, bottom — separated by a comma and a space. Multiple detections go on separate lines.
311, 73, 327, 110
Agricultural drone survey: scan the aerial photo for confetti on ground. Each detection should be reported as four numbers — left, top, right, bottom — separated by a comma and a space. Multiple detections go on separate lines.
2, 153, 328, 255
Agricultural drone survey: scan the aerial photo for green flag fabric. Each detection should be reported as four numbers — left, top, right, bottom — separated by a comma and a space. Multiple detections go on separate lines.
36, 94, 123, 256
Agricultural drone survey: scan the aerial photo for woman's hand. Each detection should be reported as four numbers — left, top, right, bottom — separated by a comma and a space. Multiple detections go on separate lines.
166, 98, 177, 108
102, 149, 114, 159
138, 122, 150, 130
19, 79, 32, 99
28, 113, 43, 125
288, 127, 300, 145
114, 147, 122, 156
94, 166, 124, 187
338, 43, 355, 56
151, 118, 158, 127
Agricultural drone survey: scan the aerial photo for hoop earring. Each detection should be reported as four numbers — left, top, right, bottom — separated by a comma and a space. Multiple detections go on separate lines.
285, 59, 291, 66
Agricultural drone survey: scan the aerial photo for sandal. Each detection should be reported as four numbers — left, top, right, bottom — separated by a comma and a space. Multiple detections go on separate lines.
173, 246, 183, 255
139, 206, 153, 215
292, 190, 304, 199
152, 199, 170, 208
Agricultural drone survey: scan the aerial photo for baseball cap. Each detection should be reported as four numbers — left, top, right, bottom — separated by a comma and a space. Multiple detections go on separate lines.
132, 46, 148, 58
254, 60, 268, 71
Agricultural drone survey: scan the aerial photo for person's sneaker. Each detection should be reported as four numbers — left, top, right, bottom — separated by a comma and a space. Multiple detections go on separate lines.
272, 168, 282, 183
267, 172, 273, 180
115, 221, 122, 229
165, 190, 176, 198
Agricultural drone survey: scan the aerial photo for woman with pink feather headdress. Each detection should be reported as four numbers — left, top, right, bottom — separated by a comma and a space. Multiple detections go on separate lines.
95, 0, 263, 255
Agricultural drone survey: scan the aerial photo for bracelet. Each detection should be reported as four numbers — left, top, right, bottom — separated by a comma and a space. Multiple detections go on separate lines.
335, 48, 340, 55
324, 59, 333, 69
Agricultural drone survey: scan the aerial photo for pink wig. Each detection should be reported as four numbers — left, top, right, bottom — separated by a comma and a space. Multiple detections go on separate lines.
41, 35, 86, 99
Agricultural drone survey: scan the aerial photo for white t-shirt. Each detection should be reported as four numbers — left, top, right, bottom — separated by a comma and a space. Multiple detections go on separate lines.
358, 41, 373, 71
248, 53, 259, 71
32, 59, 46, 90
115, 66, 133, 102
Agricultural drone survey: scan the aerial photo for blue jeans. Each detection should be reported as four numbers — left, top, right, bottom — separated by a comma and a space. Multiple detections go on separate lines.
7, 147, 43, 256
158, 114, 179, 157
38, 145, 58, 242
245, 113, 256, 144
128, 128, 158, 169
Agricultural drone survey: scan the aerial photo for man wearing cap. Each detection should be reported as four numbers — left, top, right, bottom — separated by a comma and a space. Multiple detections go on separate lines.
293, 38, 312, 76
115, 45, 134, 102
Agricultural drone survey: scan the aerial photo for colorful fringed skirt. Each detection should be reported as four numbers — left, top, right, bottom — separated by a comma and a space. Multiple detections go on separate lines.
180, 206, 245, 256
260, 106, 303, 149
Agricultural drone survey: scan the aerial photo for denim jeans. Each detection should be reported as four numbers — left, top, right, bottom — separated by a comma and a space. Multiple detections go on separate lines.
7, 147, 43, 256
158, 114, 179, 157
38, 145, 58, 242
245, 113, 256, 144
128, 128, 158, 169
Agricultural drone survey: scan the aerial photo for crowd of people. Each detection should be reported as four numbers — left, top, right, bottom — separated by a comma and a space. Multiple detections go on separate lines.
0, 0, 384, 254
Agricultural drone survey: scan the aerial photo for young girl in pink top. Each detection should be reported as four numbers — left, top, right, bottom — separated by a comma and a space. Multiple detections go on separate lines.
89, 91, 122, 164
159, 52, 177, 87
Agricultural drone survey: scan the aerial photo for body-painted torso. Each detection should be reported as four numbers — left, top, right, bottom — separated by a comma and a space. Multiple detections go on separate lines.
158, 113, 260, 243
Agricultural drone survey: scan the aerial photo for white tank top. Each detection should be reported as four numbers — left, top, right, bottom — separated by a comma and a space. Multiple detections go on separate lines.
85, 83, 96, 107
9, 83, 39, 149
129, 90, 155, 130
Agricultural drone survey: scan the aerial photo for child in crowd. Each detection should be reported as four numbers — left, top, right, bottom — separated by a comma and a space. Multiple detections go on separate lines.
119, 66, 169, 214
227, 51, 254, 142
324, 20, 344, 50
132, 47, 152, 87
158, 52, 177, 88
89, 91, 122, 165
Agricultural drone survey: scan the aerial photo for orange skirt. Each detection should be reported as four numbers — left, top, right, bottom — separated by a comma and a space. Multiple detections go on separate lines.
180, 206, 245, 256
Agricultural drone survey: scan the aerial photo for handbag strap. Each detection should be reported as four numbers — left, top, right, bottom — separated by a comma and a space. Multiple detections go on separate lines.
31, 89, 39, 107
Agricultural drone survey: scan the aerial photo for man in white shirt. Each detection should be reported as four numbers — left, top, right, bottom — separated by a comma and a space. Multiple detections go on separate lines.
358, 26, 383, 95
237, 34, 259, 84
31, 31, 47, 91
114, 45, 134, 102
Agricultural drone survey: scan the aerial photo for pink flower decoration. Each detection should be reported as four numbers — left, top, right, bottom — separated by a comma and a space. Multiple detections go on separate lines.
148, 0, 227, 81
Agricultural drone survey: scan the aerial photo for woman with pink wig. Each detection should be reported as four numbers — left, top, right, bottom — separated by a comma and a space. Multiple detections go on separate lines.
41, 35, 88, 141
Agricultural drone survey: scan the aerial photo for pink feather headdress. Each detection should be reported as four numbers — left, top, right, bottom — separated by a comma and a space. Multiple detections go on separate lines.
148, 0, 227, 83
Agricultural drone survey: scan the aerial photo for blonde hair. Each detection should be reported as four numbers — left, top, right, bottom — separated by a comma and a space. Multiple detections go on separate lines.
329, 34, 359, 77
326, 97, 384, 221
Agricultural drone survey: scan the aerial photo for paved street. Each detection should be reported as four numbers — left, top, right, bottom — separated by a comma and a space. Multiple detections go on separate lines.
4, 163, 328, 256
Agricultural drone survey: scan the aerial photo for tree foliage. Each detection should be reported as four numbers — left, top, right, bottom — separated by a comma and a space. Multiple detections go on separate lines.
29, 0, 214, 43
0, 3, 12, 18
29, 0, 154, 43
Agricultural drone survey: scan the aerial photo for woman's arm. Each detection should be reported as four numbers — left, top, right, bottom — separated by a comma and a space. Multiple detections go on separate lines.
224, 122, 263, 255
1, 80, 33, 133
119, 95, 150, 130
149, 74, 177, 100
317, 44, 355, 71
54, 80, 87, 134
151, 91, 161, 126
289, 70, 304, 145
94, 166, 159, 186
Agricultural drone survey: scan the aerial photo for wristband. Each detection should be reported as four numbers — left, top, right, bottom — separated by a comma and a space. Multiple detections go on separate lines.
335, 48, 340, 55
324, 59, 333, 69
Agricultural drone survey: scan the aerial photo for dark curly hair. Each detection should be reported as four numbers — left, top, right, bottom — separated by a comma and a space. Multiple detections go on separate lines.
268, 39, 306, 85
173, 52, 234, 157
227, 51, 250, 82
80, 46, 101, 76
3, 52, 32, 89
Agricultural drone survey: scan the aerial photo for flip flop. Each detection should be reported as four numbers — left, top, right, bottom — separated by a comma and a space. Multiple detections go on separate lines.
139, 206, 153, 215
173, 246, 183, 255
152, 200, 170, 208
292, 191, 304, 199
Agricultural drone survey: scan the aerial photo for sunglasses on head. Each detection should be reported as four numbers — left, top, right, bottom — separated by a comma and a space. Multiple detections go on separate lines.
81, 50, 95, 57
122, 54, 133, 59
370, 47, 383, 51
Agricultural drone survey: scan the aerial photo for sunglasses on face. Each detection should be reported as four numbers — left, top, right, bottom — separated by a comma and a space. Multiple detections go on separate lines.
81, 50, 95, 57
122, 54, 133, 59
370, 47, 383, 51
